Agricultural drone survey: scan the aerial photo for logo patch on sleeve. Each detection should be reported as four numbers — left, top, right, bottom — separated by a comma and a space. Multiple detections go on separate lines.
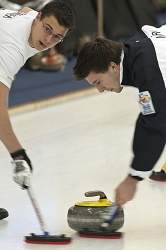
136, 91, 156, 115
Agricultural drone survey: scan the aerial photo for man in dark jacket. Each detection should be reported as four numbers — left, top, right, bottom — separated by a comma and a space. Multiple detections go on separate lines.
73, 24, 166, 206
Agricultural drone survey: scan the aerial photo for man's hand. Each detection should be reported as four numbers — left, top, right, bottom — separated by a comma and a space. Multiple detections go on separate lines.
12, 159, 31, 189
10, 149, 33, 189
115, 175, 139, 206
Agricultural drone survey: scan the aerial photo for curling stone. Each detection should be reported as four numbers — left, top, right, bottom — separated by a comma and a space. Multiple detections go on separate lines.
25, 48, 67, 71
149, 162, 166, 182
67, 190, 124, 233
40, 51, 67, 71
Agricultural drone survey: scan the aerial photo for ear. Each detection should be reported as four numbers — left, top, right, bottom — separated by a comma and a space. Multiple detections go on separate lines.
110, 62, 116, 67
35, 11, 42, 21
109, 62, 119, 71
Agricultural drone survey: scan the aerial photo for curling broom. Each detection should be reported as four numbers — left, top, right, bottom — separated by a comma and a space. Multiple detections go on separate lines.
25, 185, 71, 244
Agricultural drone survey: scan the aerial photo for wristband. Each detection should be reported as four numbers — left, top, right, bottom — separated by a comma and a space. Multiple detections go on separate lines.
11, 149, 32, 171
129, 174, 143, 181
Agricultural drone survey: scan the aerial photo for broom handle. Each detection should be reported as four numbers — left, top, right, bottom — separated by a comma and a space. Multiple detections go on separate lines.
27, 186, 49, 235
97, 0, 104, 37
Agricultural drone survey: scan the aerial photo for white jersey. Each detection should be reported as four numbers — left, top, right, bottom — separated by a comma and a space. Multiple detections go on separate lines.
0, 8, 39, 88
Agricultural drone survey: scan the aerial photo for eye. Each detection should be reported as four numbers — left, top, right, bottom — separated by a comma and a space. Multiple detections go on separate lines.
53, 35, 61, 40
45, 27, 51, 32
92, 81, 100, 86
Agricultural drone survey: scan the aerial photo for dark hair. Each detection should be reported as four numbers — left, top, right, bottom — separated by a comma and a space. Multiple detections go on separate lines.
40, 0, 75, 35
73, 38, 124, 80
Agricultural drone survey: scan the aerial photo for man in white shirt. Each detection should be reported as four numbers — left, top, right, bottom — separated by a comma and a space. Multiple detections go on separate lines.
0, 0, 75, 219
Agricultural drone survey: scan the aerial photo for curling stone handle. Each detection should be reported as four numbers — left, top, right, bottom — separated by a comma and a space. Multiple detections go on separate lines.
85, 190, 107, 199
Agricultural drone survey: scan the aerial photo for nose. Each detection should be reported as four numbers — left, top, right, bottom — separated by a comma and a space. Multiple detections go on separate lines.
96, 85, 105, 93
45, 34, 53, 44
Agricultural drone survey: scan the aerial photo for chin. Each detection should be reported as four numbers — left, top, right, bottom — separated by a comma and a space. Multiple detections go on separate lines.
117, 87, 123, 93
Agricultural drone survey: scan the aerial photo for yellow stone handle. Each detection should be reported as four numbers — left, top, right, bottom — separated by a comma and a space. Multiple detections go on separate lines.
161, 162, 166, 171
85, 190, 107, 199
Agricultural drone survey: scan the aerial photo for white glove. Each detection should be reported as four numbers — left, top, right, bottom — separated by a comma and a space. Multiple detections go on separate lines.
12, 159, 31, 189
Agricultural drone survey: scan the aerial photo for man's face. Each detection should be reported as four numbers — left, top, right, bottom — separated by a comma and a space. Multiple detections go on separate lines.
86, 62, 123, 93
29, 12, 69, 51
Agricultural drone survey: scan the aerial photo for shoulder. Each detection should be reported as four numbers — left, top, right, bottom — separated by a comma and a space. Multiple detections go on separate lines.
20, 7, 33, 13
124, 30, 147, 44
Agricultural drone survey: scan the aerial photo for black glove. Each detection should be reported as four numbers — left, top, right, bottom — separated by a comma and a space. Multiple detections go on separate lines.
11, 149, 32, 170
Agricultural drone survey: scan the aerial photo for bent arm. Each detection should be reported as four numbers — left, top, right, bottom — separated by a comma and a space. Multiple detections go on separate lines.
130, 113, 166, 178
0, 82, 23, 153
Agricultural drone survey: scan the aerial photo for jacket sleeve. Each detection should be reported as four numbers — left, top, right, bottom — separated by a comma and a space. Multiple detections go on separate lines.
130, 112, 166, 179
129, 59, 166, 179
